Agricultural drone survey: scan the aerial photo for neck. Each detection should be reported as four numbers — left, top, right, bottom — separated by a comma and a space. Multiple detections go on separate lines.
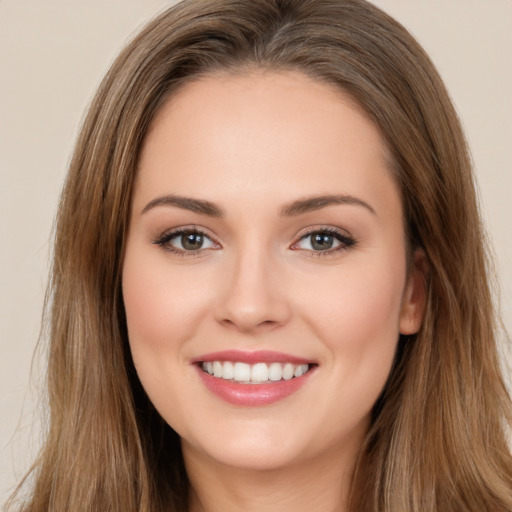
184, 441, 360, 512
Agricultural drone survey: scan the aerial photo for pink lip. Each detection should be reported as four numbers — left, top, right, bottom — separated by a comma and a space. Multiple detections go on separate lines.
191, 350, 312, 365
191, 350, 316, 407
196, 366, 315, 406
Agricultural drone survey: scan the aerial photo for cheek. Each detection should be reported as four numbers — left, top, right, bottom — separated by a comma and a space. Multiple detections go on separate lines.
302, 258, 404, 334
121, 248, 217, 431
296, 254, 406, 390
342, 269, 403, 342
124, 255, 201, 340
121, 247, 217, 381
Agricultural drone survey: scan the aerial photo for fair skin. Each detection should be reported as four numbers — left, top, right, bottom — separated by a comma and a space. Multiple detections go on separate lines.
122, 71, 426, 512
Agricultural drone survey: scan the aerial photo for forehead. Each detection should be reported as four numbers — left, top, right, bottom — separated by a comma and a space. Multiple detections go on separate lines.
135, 70, 399, 220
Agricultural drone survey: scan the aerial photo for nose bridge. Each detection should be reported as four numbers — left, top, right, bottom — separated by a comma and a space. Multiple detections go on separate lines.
217, 234, 290, 332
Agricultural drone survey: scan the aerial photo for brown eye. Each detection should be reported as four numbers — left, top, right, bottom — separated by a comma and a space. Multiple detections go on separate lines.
181, 232, 205, 250
154, 229, 218, 253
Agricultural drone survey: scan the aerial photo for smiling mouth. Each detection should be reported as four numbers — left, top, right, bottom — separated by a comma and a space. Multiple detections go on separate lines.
200, 361, 312, 384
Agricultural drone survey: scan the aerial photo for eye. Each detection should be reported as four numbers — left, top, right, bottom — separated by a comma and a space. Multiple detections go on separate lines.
292, 228, 356, 253
153, 228, 219, 254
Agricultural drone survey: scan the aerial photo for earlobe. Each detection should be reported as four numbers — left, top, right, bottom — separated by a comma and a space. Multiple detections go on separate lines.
399, 249, 429, 335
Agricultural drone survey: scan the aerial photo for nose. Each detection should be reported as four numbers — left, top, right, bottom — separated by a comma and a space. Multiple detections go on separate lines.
215, 246, 291, 333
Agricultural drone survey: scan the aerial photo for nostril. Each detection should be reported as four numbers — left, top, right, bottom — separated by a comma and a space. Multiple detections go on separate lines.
220, 317, 280, 332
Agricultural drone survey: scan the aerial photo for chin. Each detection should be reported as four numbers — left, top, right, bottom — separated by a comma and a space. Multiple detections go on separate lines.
189, 438, 305, 472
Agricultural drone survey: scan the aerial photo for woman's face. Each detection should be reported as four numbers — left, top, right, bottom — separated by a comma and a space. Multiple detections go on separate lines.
122, 71, 425, 473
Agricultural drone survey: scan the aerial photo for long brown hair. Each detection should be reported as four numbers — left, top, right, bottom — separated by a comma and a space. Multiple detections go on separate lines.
9, 1, 512, 511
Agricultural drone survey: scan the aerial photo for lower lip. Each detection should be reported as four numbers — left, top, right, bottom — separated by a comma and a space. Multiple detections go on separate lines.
196, 366, 314, 406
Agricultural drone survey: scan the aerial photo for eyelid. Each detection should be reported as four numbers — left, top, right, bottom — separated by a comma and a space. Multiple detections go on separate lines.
152, 225, 222, 255
152, 224, 356, 257
290, 225, 356, 254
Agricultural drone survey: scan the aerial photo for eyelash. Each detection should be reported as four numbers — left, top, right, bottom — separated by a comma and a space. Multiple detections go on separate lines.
152, 226, 219, 256
292, 226, 357, 257
152, 226, 356, 257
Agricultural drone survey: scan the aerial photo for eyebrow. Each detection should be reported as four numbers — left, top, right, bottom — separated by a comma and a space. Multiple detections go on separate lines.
141, 194, 224, 217
141, 193, 375, 218
280, 194, 376, 216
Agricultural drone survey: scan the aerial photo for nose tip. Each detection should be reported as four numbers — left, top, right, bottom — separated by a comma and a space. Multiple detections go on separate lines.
219, 310, 282, 333
215, 258, 291, 333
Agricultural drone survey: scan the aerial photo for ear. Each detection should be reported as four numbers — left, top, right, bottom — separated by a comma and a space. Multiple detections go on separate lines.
399, 249, 429, 335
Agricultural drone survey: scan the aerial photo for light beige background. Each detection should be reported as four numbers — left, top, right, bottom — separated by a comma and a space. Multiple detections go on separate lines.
1, 0, 511, 505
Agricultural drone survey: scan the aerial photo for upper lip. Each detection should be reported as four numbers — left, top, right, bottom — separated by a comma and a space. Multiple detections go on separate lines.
191, 350, 314, 365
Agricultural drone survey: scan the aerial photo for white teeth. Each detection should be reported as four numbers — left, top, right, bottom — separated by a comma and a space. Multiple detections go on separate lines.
223, 361, 234, 380
234, 362, 251, 382
251, 363, 269, 382
268, 362, 282, 381
201, 361, 311, 383
294, 364, 308, 378
282, 363, 295, 380
213, 361, 223, 377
